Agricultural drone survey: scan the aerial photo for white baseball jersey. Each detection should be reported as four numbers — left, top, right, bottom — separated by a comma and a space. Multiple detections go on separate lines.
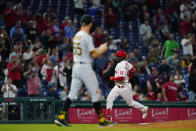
114, 60, 133, 86
106, 60, 146, 120
68, 30, 100, 102
73, 30, 95, 63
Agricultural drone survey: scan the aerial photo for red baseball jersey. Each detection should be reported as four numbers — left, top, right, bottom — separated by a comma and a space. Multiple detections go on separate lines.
163, 82, 178, 102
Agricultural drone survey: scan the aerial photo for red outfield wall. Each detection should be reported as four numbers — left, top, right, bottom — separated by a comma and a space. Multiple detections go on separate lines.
69, 108, 196, 123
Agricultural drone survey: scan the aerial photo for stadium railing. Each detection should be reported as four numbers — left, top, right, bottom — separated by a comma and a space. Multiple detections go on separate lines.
0, 97, 196, 124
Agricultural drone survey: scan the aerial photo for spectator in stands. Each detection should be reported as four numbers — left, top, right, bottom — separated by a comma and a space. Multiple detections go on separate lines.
0, 27, 11, 61
166, 52, 179, 69
15, 4, 29, 25
147, 82, 155, 101
29, 58, 39, 73
162, 75, 178, 102
148, 67, 160, 94
10, 21, 25, 44
36, 48, 50, 71
104, 8, 117, 29
188, 68, 196, 101
40, 29, 56, 49
148, 44, 160, 65
23, 45, 33, 71
92, 26, 108, 47
54, 60, 68, 100
161, 34, 179, 58
127, 52, 138, 67
165, 3, 179, 32
150, 34, 160, 48
138, 5, 150, 23
139, 20, 152, 46
23, 45, 33, 62
180, 1, 192, 21
122, 2, 134, 21
156, 92, 164, 102
33, 41, 42, 52
43, 7, 56, 20
102, 60, 115, 88
191, 14, 196, 35
119, 37, 130, 53
133, 47, 142, 62
3, 2, 17, 32
181, 32, 194, 56
89, 5, 100, 25
140, 58, 151, 76
81, 91, 91, 101
64, 20, 76, 42
25, 20, 37, 43
159, 72, 170, 85
89, 0, 101, 7
59, 38, 73, 57
1, 77, 17, 98
74, 0, 85, 15
107, 36, 120, 51
132, 84, 143, 101
94, 54, 108, 76
158, 59, 170, 75
35, 13, 46, 36
50, 47, 59, 67
180, 15, 192, 36
41, 59, 58, 98
23, 67, 41, 97
51, 19, 63, 43
177, 82, 188, 101
62, 58, 73, 88
159, 18, 170, 42
182, 55, 192, 68
153, 8, 164, 30
174, 69, 185, 86
7, 56, 21, 88
61, 16, 70, 30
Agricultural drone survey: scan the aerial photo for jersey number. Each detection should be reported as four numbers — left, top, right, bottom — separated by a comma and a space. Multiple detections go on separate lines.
73, 43, 82, 56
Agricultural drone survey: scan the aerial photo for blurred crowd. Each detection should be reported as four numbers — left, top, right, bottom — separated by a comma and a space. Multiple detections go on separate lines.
0, 0, 196, 102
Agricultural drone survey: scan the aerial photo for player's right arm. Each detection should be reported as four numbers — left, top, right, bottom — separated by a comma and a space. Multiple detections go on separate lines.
90, 43, 108, 58
85, 34, 108, 58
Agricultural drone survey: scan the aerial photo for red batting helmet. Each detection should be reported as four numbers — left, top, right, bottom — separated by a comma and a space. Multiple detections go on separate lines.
115, 50, 127, 58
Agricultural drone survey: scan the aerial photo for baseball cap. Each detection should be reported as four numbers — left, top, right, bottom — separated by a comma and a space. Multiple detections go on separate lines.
80, 15, 93, 26
115, 50, 127, 58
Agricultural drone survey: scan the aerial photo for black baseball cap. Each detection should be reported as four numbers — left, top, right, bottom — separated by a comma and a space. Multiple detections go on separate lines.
80, 15, 93, 26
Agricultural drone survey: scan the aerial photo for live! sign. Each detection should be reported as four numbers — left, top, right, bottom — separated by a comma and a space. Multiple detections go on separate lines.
69, 107, 196, 124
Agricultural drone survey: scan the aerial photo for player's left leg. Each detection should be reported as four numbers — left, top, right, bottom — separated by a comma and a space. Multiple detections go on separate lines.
55, 77, 83, 127
106, 85, 119, 121
82, 66, 116, 127
119, 83, 149, 119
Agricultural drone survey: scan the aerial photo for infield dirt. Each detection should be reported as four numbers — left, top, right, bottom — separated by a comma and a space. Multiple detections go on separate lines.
113, 119, 196, 129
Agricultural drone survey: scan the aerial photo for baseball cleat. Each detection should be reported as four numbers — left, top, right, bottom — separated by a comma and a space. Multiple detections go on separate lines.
99, 120, 117, 127
54, 119, 71, 127
142, 106, 149, 119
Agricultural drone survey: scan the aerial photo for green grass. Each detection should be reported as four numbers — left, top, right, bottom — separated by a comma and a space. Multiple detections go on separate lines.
0, 124, 195, 131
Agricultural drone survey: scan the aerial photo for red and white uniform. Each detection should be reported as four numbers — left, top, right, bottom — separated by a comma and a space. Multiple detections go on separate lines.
106, 59, 147, 120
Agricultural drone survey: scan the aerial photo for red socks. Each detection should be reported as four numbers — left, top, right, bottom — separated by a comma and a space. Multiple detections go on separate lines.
106, 108, 112, 121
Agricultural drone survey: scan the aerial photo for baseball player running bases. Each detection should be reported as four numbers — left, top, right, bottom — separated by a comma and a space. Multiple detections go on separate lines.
105, 50, 149, 122
54, 15, 116, 127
